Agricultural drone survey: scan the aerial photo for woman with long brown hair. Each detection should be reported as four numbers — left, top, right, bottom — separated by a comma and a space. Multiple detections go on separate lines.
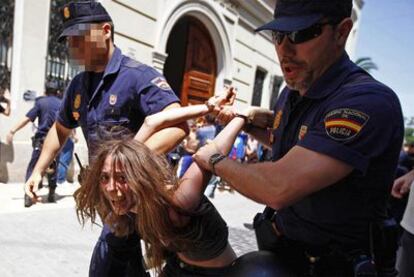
75, 89, 242, 276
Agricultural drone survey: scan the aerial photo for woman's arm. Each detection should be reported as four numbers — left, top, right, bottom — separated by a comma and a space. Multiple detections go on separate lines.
134, 88, 236, 143
173, 116, 246, 211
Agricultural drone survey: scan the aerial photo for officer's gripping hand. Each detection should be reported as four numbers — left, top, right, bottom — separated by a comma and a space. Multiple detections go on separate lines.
391, 170, 414, 198
193, 141, 221, 172
238, 106, 274, 129
24, 172, 43, 203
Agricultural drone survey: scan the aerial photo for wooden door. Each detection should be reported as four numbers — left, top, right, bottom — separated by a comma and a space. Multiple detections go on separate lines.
181, 19, 216, 105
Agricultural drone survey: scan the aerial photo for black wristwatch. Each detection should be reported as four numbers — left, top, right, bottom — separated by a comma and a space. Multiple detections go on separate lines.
209, 153, 227, 176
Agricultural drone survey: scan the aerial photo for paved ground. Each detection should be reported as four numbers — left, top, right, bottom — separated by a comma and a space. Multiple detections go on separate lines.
0, 182, 264, 276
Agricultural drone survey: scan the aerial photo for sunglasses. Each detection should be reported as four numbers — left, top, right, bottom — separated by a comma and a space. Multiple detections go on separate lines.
271, 22, 335, 45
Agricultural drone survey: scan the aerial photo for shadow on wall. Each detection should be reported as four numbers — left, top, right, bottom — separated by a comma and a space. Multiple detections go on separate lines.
0, 141, 14, 183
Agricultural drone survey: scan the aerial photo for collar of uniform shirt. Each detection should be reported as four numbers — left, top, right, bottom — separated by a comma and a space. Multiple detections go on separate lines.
300, 53, 354, 100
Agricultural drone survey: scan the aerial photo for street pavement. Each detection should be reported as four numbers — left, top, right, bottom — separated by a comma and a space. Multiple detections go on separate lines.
0, 182, 264, 276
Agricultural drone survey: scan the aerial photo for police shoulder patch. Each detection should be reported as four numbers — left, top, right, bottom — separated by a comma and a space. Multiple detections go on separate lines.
151, 77, 172, 91
324, 108, 369, 141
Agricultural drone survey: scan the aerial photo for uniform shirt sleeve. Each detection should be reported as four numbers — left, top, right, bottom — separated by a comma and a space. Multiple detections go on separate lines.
56, 77, 79, 129
25, 101, 40, 122
297, 90, 400, 174
137, 67, 180, 115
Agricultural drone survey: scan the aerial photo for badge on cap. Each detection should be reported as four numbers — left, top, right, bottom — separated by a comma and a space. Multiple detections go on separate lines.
63, 6, 70, 19
109, 94, 117, 105
74, 94, 81, 109
324, 108, 369, 141
151, 77, 172, 91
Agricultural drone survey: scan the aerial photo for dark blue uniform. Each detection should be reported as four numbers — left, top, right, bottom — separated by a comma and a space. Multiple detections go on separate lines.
268, 53, 404, 275
25, 95, 61, 182
58, 46, 179, 276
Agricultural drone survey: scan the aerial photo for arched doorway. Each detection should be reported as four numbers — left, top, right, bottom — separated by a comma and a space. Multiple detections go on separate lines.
164, 16, 217, 106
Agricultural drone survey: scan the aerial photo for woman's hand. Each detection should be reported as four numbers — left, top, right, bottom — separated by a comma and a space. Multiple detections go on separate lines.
206, 86, 236, 112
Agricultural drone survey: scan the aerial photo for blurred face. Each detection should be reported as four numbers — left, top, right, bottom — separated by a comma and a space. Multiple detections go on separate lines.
274, 19, 351, 95
100, 155, 135, 215
67, 23, 111, 71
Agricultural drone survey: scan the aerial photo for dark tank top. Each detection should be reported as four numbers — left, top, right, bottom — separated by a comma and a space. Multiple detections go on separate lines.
172, 196, 229, 261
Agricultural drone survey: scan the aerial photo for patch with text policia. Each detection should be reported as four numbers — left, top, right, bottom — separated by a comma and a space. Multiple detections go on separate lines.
324, 108, 369, 141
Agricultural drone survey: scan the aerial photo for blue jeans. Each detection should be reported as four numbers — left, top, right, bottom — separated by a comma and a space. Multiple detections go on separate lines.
89, 224, 148, 277
57, 139, 74, 183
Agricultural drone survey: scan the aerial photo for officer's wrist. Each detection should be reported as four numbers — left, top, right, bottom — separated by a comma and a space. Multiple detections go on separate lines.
9, 130, 15, 135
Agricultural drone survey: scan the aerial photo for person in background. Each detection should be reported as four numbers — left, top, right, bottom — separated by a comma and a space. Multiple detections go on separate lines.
57, 130, 77, 184
7, 81, 61, 206
391, 170, 414, 277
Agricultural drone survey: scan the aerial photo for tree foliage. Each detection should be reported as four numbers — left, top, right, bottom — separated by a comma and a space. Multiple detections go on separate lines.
355, 57, 378, 73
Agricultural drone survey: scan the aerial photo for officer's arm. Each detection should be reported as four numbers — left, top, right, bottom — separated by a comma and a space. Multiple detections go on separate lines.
6, 116, 31, 143
196, 145, 353, 209
141, 102, 189, 154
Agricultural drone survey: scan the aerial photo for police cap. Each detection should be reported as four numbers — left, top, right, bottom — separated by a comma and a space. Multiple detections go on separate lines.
58, 1, 112, 42
45, 80, 59, 95
256, 0, 353, 32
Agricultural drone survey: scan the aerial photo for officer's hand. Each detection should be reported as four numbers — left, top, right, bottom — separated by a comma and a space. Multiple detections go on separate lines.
24, 173, 43, 203
238, 106, 274, 129
215, 106, 237, 125
391, 170, 414, 198
193, 141, 220, 171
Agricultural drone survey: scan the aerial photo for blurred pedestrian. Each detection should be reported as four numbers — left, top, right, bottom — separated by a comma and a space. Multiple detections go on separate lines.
7, 81, 61, 206
57, 130, 77, 184
391, 170, 414, 277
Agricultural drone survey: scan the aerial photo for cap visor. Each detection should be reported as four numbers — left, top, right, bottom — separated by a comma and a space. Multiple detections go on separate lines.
58, 23, 92, 42
255, 14, 323, 32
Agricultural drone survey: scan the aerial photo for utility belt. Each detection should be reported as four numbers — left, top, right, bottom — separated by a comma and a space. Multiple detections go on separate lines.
253, 207, 398, 277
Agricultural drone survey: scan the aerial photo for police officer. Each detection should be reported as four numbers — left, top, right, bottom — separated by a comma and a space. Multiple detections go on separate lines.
24, 1, 187, 276
7, 81, 61, 207
194, 0, 403, 275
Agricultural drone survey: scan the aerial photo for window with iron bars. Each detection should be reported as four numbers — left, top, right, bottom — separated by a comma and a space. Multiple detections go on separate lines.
46, 0, 79, 93
0, 0, 14, 95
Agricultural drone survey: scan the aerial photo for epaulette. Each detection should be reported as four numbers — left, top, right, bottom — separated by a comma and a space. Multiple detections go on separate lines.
123, 57, 144, 69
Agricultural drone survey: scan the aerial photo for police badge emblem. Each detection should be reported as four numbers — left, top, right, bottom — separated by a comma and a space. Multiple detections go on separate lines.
324, 108, 369, 141
74, 94, 81, 109
63, 6, 70, 19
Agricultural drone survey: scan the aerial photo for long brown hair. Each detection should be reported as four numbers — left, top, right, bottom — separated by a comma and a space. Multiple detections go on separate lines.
74, 139, 190, 273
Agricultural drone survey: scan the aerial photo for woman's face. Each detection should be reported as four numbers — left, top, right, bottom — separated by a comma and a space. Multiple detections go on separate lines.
100, 155, 136, 215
